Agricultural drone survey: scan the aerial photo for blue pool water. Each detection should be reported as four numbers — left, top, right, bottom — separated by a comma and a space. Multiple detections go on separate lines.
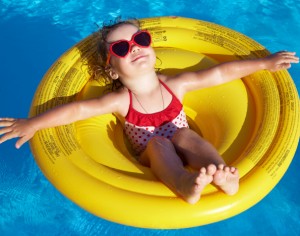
0, 0, 299, 235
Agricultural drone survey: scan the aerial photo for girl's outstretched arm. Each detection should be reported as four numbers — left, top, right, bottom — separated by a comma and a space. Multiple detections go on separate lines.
212, 51, 299, 83
171, 51, 299, 94
0, 101, 88, 148
0, 91, 125, 149
0, 101, 89, 149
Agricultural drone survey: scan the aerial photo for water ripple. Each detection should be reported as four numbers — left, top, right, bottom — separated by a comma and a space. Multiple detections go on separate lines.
1, 0, 300, 46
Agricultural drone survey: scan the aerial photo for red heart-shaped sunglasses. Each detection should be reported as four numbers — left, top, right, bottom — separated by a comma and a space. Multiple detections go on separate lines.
106, 30, 152, 66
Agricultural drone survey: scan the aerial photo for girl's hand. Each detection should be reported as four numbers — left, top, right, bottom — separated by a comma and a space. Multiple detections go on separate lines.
0, 118, 36, 149
263, 51, 299, 72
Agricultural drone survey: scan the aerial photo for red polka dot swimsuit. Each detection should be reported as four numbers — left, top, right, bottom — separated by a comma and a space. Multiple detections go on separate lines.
125, 80, 189, 155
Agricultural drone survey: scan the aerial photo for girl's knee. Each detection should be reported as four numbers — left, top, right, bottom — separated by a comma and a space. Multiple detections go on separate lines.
173, 127, 191, 138
140, 136, 176, 166
146, 136, 175, 156
171, 127, 209, 150
147, 136, 173, 149
172, 127, 193, 143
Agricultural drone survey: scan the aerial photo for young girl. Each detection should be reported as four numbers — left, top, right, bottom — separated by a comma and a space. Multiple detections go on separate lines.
0, 20, 298, 204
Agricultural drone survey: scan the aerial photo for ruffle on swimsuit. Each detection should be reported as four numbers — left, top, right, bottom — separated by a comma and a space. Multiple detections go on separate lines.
125, 80, 189, 154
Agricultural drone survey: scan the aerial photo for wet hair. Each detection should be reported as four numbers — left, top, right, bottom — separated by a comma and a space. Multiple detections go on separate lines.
92, 18, 140, 91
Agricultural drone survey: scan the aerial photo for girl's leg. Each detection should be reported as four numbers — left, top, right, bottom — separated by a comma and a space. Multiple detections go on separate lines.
171, 128, 225, 168
171, 128, 239, 195
139, 136, 216, 204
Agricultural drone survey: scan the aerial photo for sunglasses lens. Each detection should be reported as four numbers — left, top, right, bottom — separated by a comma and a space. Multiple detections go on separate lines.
111, 41, 130, 57
134, 32, 151, 46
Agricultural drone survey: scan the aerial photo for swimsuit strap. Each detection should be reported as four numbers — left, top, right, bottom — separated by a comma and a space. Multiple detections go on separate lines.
127, 79, 178, 103
159, 79, 177, 99
126, 79, 180, 116
128, 88, 133, 110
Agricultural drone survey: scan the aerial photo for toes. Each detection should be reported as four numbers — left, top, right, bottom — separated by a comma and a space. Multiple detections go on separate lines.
198, 172, 205, 178
217, 164, 224, 170
233, 168, 239, 176
207, 164, 216, 175
194, 175, 203, 187
200, 167, 206, 174
216, 164, 237, 174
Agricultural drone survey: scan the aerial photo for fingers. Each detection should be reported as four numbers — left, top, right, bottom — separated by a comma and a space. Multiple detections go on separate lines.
0, 126, 12, 136
267, 51, 299, 72
15, 137, 29, 149
0, 131, 28, 149
0, 118, 16, 127
0, 118, 22, 146
0, 126, 29, 149
277, 51, 295, 55
0, 118, 16, 121
277, 51, 296, 56
0, 128, 19, 143
0, 118, 15, 137
280, 63, 292, 70
0, 118, 33, 148
277, 51, 299, 63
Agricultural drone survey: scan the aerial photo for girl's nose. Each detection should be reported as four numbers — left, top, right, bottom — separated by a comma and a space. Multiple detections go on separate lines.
130, 44, 141, 53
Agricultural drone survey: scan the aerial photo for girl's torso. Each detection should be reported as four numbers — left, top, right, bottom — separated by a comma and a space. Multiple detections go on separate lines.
124, 79, 189, 154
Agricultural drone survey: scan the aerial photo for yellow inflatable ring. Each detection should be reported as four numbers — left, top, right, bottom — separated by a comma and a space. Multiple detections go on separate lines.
29, 16, 300, 229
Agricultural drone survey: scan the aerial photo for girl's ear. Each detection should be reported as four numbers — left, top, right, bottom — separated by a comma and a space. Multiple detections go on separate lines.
109, 70, 119, 80
105, 66, 119, 80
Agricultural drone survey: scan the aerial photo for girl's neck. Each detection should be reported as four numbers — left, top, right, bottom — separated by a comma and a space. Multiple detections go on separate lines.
122, 71, 160, 96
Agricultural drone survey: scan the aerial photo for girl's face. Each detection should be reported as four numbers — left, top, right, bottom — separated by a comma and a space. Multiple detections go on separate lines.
106, 24, 156, 79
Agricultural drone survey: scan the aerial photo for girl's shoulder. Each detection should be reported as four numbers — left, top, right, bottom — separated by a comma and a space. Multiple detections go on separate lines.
109, 87, 130, 117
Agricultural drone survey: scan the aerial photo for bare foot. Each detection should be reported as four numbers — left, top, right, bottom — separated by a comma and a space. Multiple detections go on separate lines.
178, 164, 216, 204
213, 164, 239, 195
